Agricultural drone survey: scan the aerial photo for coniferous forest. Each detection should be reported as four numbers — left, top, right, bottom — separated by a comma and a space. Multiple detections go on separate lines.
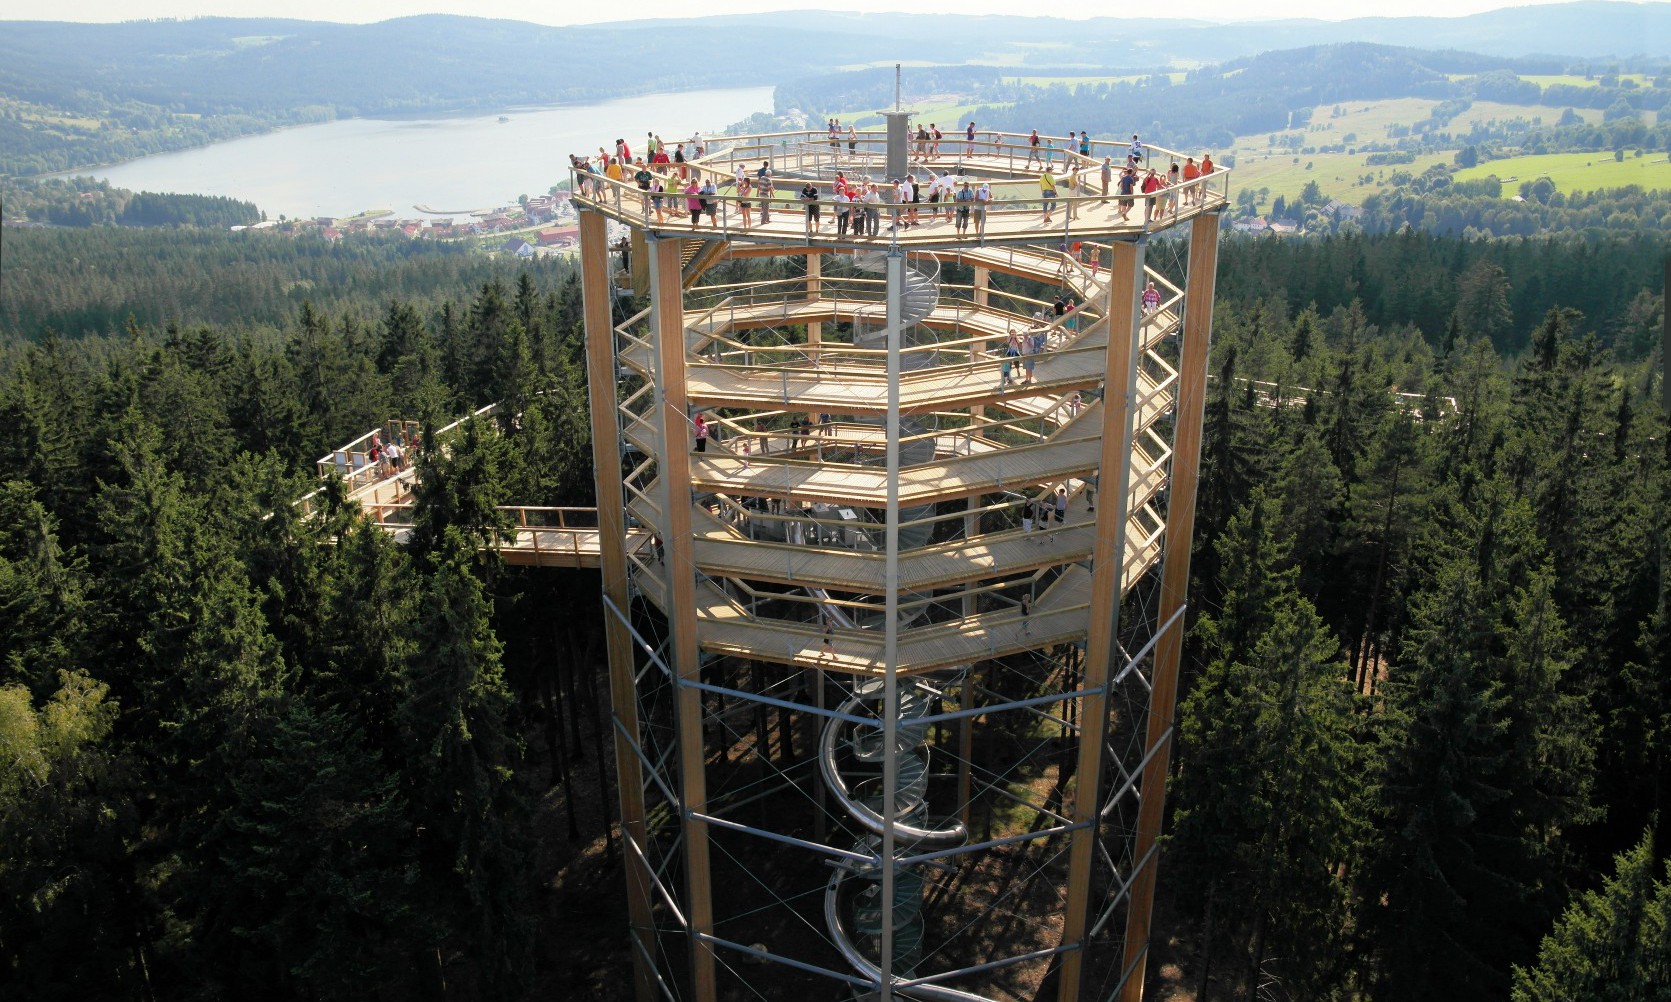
0, 225, 1667, 1001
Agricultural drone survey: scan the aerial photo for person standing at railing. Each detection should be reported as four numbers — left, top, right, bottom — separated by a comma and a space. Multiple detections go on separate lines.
1199, 153, 1215, 195
1117, 165, 1138, 220
1142, 167, 1164, 223
801, 181, 821, 233
864, 183, 882, 237
634, 160, 655, 218
1129, 134, 1144, 166
674, 143, 688, 180
834, 184, 851, 237
1000, 328, 1021, 389
1040, 170, 1058, 223
965, 121, 977, 156
685, 178, 703, 227
651, 175, 667, 225
1021, 326, 1039, 386
1062, 171, 1080, 220
954, 181, 974, 236
694, 413, 708, 453
1100, 156, 1114, 196
701, 177, 719, 227
605, 156, 623, 183
1182, 157, 1201, 206
1142, 280, 1162, 315
1079, 131, 1091, 158
976, 181, 991, 237
847, 125, 858, 156
737, 175, 754, 228
931, 123, 943, 157
1166, 161, 1182, 217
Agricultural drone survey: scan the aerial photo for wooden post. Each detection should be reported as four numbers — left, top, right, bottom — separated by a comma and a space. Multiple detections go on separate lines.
807, 251, 823, 347
1056, 238, 1145, 1002
649, 233, 719, 1002
1118, 211, 1220, 1002
579, 208, 658, 1002
959, 496, 979, 830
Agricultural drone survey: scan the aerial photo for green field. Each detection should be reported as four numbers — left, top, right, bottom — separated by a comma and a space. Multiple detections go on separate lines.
1454, 151, 1671, 194
1228, 150, 1452, 205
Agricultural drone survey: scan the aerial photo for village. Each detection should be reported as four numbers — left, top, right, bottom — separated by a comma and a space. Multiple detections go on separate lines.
226, 187, 585, 255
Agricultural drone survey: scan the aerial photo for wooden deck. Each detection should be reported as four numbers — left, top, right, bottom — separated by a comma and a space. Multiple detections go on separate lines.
574, 155, 1228, 253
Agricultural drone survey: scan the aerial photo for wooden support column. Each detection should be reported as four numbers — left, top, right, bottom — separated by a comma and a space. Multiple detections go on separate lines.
958, 496, 979, 830
649, 233, 718, 1002
1118, 211, 1220, 1002
971, 266, 991, 424
806, 251, 823, 347
580, 209, 657, 1002
1057, 238, 1146, 1002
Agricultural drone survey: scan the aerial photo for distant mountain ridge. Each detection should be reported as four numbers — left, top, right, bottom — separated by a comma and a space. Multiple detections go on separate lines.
0, 4, 1662, 177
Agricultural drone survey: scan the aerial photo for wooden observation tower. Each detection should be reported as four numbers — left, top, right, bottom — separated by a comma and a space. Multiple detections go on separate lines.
574, 114, 1225, 1002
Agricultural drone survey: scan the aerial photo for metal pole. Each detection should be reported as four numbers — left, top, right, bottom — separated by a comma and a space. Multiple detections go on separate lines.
879, 245, 905, 1001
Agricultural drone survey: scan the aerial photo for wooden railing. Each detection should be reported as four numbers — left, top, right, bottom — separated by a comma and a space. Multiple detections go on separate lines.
571, 127, 1229, 244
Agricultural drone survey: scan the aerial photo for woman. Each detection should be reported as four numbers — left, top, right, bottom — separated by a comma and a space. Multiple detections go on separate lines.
685, 178, 702, 227
1040, 170, 1057, 223
1000, 328, 1021, 388
736, 175, 753, 228
693, 413, 708, 452
847, 124, 858, 156
651, 176, 666, 225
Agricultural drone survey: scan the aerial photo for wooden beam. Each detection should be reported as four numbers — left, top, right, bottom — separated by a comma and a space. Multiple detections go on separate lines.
1119, 212, 1220, 1002
650, 233, 718, 1002
580, 208, 658, 1002
1056, 238, 1145, 1002
806, 251, 822, 346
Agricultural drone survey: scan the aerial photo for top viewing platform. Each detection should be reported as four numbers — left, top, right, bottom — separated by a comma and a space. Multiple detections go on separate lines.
570, 126, 1228, 250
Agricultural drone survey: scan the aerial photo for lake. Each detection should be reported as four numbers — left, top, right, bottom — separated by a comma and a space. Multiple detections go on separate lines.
70, 87, 774, 220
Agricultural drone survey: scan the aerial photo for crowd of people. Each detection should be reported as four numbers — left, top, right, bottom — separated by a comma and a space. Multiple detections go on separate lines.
570, 127, 1216, 234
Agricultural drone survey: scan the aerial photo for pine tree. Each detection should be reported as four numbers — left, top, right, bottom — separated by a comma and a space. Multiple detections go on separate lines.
1171, 489, 1364, 1000
1511, 829, 1671, 1001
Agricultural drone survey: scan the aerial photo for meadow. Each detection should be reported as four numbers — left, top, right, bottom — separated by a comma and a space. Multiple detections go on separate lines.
1454, 150, 1671, 193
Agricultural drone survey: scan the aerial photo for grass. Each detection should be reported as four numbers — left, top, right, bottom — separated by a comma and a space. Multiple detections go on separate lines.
1454, 150, 1671, 194
1228, 150, 1452, 204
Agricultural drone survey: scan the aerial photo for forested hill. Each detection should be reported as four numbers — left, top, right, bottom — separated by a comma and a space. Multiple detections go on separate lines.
2, 3, 1664, 176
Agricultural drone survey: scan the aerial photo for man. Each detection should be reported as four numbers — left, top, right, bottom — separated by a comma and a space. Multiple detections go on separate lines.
1129, 134, 1144, 165
1039, 170, 1057, 223
965, 121, 977, 155
1182, 157, 1201, 205
1026, 129, 1042, 167
1141, 168, 1163, 222
634, 159, 655, 217
1117, 165, 1138, 220
800, 181, 821, 232
864, 183, 882, 236
1100, 156, 1114, 196
954, 180, 974, 235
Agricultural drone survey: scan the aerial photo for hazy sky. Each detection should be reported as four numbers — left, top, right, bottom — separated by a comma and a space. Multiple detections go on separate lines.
0, 0, 1633, 24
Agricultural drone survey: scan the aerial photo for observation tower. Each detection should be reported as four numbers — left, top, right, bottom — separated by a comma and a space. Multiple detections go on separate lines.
573, 114, 1225, 1002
